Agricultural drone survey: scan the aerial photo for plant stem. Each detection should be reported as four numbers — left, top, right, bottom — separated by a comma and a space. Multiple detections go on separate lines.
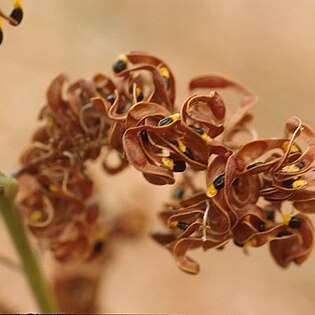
0, 172, 57, 313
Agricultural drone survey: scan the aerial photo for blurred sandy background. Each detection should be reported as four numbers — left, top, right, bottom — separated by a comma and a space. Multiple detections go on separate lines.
1, 0, 315, 314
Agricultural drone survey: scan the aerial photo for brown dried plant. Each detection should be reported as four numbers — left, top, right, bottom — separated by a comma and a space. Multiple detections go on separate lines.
14, 52, 315, 284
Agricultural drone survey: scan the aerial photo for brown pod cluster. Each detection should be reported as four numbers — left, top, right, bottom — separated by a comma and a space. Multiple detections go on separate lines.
154, 117, 315, 274
16, 52, 315, 270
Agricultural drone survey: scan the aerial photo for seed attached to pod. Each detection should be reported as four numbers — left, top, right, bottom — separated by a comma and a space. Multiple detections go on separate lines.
257, 221, 265, 232
188, 125, 212, 143
171, 139, 194, 159
282, 142, 301, 153
189, 125, 204, 135
113, 54, 127, 73
162, 157, 186, 172
159, 66, 170, 89
282, 178, 307, 189
288, 216, 302, 229
106, 94, 116, 104
206, 174, 225, 198
264, 207, 275, 221
172, 187, 185, 200
281, 162, 304, 173
246, 162, 263, 170
29, 210, 43, 223
158, 113, 180, 126
135, 87, 143, 101
140, 130, 149, 142
93, 240, 105, 253
276, 230, 293, 238
10, 7, 23, 26
168, 220, 189, 230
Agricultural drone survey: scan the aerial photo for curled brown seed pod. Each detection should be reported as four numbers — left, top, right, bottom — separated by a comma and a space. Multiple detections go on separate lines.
15, 52, 315, 272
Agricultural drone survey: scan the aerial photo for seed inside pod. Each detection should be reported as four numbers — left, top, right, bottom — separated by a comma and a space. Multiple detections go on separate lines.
158, 113, 180, 126
106, 94, 116, 104
207, 174, 225, 198
172, 187, 185, 200
288, 216, 302, 229
113, 55, 127, 73
246, 162, 264, 170
263, 207, 275, 221
276, 230, 293, 238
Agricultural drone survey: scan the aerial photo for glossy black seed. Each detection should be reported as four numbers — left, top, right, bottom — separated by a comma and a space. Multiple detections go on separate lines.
173, 160, 186, 172
106, 94, 116, 104
177, 222, 189, 230
288, 216, 302, 229
184, 148, 193, 160
158, 117, 173, 126
173, 187, 185, 200
140, 130, 149, 142
282, 179, 295, 188
257, 221, 265, 232
264, 207, 275, 221
276, 230, 293, 238
113, 59, 127, 73
10, 8, 23, 25
0, 29, 3, 45
246, 162, 264, 170
189, 125, 204, 135
94, 240, 105, 253
162, 76, 170, 89
213, 174, 225, 190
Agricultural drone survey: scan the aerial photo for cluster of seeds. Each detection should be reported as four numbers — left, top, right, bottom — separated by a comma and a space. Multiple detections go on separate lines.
16, 52, 315, 271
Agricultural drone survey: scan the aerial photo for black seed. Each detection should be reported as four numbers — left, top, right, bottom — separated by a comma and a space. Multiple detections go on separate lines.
189, 125, 204, 135
233, 178, 239, 186
257, 221, 265, 232
10, 8, 23, 25
158, 117, 173, 126
233, 239, 244, 247
0, 29, 3, 45
177, 222, 189, 230
213, 174, 225, 190
163, 76, 170, 89
106, 94, 116, 104
170, 140, 178, 146
173, 187, 185, 200
264, 207, 275, 221
296, 161, 305, 169
94, 240, 105, 253
276, 230, 293, 238
113, 59, 127, 73
136, 91, 144, 102
173, 160, 186, 172
282, 179, 295, 188
140, 130, 148, 142
246, 162, 264, 170
288, 217, 302, 229
184, 148, 193, 160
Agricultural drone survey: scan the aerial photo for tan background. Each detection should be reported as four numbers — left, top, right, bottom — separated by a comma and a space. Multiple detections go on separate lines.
1, 0, 315, 314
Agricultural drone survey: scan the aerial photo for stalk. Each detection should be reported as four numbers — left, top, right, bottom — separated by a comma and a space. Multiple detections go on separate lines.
0, 172, 57, 313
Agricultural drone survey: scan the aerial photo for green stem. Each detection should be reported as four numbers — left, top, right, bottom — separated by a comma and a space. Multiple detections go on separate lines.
0, 172, 57, 313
